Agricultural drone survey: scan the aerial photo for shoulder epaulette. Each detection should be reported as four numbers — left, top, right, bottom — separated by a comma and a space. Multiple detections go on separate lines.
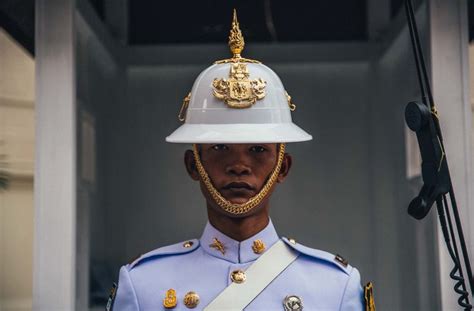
128, 239, 200, 270
282, 237, 352, 275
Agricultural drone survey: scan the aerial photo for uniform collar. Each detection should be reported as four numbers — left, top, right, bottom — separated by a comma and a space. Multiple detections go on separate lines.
200, 219, 280, 264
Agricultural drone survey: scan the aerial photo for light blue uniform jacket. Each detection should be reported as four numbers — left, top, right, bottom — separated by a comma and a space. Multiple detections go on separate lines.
113, 220, 364, 310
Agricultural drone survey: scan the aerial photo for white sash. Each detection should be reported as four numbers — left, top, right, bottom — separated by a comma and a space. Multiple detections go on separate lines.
204, 240, 299, 311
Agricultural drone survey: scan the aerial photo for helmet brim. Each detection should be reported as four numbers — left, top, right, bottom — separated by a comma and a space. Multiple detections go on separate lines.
166, 123, 313, 143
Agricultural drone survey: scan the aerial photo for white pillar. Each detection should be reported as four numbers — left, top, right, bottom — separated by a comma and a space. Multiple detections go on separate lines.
429, 0, 472, 309
33, 0, 77, 310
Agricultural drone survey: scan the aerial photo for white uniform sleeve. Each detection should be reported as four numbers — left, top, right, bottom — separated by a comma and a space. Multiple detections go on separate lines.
112, 266, 140, 311
339, 267, 364, 311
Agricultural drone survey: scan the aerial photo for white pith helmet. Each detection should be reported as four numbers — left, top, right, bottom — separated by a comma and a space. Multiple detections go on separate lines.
166, 10, 312, 144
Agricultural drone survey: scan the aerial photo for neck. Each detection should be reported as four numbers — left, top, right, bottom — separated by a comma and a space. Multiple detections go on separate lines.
206, 202, 270, 241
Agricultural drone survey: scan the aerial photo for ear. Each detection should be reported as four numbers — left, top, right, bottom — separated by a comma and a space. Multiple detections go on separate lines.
277, 153, 292, 183
184, 149, 200, 181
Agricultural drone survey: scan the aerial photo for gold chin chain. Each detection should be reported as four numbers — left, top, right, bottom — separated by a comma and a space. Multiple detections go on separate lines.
192, 143, 286, 215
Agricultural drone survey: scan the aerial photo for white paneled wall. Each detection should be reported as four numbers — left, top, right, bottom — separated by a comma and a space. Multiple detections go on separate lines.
0, 28, 35, 311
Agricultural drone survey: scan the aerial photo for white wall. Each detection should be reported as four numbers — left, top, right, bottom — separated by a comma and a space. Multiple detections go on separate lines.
0, 28, 35, 311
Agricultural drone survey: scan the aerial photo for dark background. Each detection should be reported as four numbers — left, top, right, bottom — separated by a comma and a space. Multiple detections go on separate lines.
2, 0, 474, 56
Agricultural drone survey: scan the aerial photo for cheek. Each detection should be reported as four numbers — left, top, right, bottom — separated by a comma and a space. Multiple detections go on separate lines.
253, 156, 277, 178
201, 157, 226, 179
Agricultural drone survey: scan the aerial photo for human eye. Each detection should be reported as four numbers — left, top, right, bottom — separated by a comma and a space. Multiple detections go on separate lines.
249, 145, 267, 153
212, 144, 228, 151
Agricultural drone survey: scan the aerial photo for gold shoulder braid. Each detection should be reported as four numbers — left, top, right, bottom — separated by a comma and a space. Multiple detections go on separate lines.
105, 282, 117, 311
364, 282, 376, 311
192, 143, 285, 215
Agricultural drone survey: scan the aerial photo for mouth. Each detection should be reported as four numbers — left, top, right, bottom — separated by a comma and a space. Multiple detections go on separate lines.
222, 181, 255, 191
221, 182, 256, 204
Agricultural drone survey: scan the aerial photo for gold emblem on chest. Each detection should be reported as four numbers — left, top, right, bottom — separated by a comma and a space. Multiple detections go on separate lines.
212, 63, 266, 109
163, 288, 178, 309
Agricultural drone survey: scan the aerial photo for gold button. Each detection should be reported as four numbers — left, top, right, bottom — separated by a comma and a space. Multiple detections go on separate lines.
183, 291, 200, 308
183, 241, 194, 248
230, 270, 246, 284
335, 254, 348, 267
288, 238, 296, 245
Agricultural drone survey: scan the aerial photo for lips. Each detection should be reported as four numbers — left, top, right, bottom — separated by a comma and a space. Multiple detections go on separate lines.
222, 181, 255, 191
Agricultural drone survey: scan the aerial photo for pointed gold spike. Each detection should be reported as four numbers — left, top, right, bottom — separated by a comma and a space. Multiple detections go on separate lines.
229, 9, 245, 58
215, 9, 260, 64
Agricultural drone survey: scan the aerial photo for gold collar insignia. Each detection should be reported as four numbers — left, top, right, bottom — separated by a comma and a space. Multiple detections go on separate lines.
209, 238, 226, 255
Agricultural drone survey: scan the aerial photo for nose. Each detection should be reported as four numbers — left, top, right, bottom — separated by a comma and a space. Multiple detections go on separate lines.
225, 163, 251, 176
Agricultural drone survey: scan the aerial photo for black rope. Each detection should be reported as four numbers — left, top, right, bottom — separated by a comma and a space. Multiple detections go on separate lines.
448, 186, 474, 294
404, 1, 426, 102
406, 0, 435, 108
435, 198, 471, 309
442, 195, 471, 309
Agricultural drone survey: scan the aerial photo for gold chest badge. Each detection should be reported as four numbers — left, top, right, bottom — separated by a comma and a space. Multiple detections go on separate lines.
213, 63, 266, 109
163, 288, 178, 309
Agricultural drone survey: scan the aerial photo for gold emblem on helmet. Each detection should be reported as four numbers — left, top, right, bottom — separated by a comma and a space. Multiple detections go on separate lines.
213, 63, 266, 109
212, 9, 265, 109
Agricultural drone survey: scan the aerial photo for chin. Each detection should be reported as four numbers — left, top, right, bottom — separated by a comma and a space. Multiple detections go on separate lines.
211, 200, 265, 219
227, 197, 252, 205
218, 207, 258, 219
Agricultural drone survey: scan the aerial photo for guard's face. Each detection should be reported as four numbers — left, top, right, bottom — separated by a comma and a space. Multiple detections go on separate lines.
200, 144, 277, 204
185, 143, 292, 215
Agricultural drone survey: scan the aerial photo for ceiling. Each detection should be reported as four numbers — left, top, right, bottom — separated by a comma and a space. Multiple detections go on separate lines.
1, 0, 474, 56
127, 0, 369, 44
0, 0, 34, 55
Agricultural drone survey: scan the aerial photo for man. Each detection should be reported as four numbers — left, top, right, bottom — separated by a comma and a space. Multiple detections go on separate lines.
110, 10, 374, 311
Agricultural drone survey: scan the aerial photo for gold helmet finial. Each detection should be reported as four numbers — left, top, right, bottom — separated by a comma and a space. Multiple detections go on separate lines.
214, 9, 260, 64
229, 9, 245, 58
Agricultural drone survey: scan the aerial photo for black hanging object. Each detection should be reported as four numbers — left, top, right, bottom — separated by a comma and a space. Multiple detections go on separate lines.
404, 0, 473, 309
405, 101, 450, 220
